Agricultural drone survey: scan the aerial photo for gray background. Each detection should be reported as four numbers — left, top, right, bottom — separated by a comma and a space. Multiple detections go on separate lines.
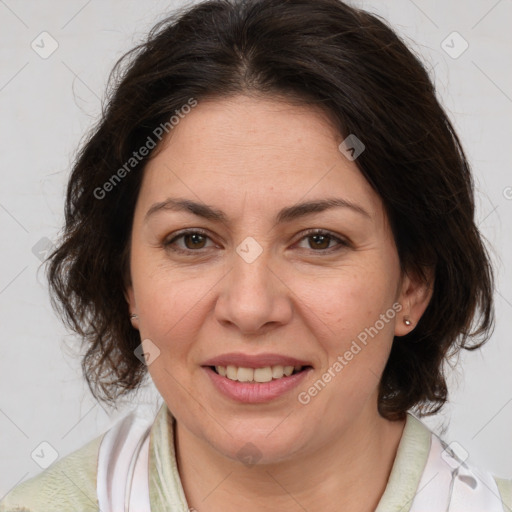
1, 0, 511, 497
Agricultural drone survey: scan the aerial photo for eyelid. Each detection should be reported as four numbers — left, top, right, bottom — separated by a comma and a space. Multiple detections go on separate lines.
294, 228, 351, 251
164, 227, 215, 248
163, 227, 351, 255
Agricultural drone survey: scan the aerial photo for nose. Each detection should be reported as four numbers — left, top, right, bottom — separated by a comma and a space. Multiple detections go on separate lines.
214, 245, 293, 335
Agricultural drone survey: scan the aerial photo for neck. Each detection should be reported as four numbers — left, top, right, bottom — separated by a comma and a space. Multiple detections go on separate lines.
174, 404, 406, 512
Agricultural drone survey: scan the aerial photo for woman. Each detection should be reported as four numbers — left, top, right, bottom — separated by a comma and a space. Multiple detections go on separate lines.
1, 0, 510, 510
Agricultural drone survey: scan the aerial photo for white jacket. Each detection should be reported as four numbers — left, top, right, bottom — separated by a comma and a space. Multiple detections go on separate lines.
2, 402, 511, 511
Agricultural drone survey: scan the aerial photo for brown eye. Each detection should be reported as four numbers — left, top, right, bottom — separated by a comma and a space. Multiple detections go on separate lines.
296, 229, 349, 253
164, 229, 214, 254
308, 233, 332, 250
182, 232, 207, 249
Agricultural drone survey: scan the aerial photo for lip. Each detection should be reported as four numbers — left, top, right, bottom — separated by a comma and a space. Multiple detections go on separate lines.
203, 366, 313, 403
201, 352, 313, 368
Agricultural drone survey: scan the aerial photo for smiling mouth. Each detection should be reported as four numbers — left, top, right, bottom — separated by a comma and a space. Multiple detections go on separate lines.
209, 364, 312, 383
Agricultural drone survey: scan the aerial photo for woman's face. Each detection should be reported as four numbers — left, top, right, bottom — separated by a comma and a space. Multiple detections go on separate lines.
126, 94, 428, 464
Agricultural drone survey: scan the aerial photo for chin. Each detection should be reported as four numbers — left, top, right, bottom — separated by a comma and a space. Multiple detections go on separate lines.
207, 422, 309, 465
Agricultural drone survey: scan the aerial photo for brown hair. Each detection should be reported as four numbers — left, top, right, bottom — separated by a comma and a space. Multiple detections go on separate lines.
47, 0, 494, 420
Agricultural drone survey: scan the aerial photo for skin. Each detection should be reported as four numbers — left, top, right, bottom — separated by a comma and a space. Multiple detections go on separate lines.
126, 94, 433, 512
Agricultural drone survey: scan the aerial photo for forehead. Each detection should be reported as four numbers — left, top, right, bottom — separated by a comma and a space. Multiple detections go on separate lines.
139, 94, 380, 219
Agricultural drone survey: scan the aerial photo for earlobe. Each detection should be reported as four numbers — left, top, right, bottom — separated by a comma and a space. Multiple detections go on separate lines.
395, 268, 434, 337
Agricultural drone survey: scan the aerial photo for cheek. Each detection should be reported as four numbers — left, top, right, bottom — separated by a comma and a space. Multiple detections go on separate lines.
135, 274, 210, 398
132, 263, 216, 355
300, 265, 398, 332
298, 264, 399, 389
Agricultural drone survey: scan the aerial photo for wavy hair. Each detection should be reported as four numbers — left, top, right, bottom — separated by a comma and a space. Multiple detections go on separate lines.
47, 0, 494, 420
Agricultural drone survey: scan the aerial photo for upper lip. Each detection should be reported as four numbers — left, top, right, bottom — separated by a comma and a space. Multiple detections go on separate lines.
202, 353, 313, 368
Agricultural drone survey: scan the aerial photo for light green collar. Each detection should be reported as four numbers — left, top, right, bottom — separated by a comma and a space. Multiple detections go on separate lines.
148, 404, 431, 512
375, 413, 431, 511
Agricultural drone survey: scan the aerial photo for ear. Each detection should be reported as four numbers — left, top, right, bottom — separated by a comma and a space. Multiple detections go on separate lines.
124, 284, 139, 330
124, 284, 136, 309
394, 267, 434, 337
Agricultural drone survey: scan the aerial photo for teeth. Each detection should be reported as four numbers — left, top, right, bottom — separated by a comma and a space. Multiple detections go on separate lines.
216, 364, 303, 383
254, 367, 273, 382
283, 366, 294, 376
272, 365, 284, 378
237, 367, 253, 382
226, 365, 238, 380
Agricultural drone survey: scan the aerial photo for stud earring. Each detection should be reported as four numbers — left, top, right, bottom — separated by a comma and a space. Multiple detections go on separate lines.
130, 313, 138, 320
404, 316, 412, 326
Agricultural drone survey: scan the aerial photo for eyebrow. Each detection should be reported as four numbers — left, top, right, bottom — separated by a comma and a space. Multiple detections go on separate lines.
144, 197, 371, 225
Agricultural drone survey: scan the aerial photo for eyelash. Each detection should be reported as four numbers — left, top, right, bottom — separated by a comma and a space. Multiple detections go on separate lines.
163, 228, 350, 256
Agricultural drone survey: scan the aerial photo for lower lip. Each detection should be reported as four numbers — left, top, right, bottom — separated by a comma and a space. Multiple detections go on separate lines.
203, 366, 313, 403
